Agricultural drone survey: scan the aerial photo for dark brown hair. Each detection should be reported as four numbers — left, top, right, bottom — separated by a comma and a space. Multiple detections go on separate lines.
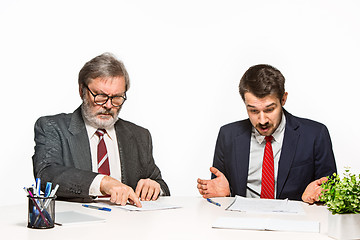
239, 64, 285, 101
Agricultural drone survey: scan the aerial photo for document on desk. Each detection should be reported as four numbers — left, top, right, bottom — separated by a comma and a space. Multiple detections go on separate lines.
212, 217, 319, 233
55, 211, 106, 226
98, 201, 181, 211
226, 195, 305, 214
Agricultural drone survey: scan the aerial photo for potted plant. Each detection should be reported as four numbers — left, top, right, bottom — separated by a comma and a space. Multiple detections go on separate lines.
320, 168, 360, 240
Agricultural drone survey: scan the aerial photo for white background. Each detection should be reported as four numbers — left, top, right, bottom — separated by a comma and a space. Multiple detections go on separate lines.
0, 0, 359, 206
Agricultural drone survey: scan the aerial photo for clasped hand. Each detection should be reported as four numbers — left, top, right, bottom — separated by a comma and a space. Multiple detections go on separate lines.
100, 176, 161, 207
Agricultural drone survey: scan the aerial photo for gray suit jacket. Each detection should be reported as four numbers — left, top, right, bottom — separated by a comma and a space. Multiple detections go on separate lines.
32, 106, 170, 202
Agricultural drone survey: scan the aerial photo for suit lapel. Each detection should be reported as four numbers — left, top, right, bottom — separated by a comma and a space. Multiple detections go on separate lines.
68, 107, 92, 171
114, 119, 133, 183
234, 121, 252, 196
276, 110, 300, 198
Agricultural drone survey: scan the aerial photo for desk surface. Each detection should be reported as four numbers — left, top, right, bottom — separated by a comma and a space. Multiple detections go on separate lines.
0, 196, 332, 240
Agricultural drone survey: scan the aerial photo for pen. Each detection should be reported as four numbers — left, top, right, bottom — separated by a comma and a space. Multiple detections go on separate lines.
44, 182, 52, 198
44, 184, 59, 209
36, 178, 41, 196
207, 198, 221, 207
82, 204, 111, 212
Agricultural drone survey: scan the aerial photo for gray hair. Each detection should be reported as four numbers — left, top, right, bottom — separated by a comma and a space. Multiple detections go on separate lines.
78, 52, 130, 91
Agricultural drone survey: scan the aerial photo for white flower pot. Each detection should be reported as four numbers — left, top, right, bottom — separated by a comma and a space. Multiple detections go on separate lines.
328, 211, 360, 239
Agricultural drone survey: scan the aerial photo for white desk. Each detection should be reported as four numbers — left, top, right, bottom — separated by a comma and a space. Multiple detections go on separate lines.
0, 196, 332, 240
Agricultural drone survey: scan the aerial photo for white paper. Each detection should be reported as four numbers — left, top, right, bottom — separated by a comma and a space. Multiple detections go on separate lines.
55, 211, 106, 226
213, 217, 319, 233
98, 200, 181, 211
226, 195, 305, 214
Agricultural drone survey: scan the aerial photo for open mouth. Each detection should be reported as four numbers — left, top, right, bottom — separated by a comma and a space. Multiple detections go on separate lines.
260, 127, 269, 132
258, 124, 271, 134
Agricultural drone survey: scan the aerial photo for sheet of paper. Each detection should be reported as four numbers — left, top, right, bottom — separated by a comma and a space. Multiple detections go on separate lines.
55, 211, 106, 226
98, 200, 181, 211
226, 195, 305, 214
212, 217, 319, 233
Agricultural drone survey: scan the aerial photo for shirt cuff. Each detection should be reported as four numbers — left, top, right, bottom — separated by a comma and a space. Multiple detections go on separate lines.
89, 174, 106, 196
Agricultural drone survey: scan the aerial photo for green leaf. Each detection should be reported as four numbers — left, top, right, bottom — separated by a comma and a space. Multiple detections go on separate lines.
321, 168, 360, 214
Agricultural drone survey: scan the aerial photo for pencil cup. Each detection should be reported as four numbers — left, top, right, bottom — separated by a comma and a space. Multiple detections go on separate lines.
27, 195, 56, 229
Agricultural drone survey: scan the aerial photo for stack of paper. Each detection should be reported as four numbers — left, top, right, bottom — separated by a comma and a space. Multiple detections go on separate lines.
212, 217, 319, 233
226, 195, 305, 214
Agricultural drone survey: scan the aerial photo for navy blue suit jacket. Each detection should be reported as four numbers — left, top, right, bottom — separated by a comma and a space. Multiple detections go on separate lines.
212, 109, 337, 201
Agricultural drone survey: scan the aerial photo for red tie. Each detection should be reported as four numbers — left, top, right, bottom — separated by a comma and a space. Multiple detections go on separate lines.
261, 135, 274, 199
95, 129, 110, 175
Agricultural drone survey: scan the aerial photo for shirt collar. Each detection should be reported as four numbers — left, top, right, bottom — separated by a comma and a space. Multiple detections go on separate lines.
252, 112, 286, 145
84, 122, 116, 141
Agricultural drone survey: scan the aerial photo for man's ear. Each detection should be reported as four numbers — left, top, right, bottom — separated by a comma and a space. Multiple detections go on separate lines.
79, 85, 84, 99
281, 92, 288, 106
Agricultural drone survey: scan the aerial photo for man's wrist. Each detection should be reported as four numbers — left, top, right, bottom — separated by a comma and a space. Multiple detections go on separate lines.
89, 174, 106, 196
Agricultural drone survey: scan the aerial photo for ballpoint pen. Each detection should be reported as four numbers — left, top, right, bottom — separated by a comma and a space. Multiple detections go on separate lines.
206, 198, 221, 207
82, 204, 112, 212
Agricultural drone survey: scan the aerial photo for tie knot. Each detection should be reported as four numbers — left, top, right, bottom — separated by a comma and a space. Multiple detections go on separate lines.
265, 135, 273, 142
96, 129, 106, 137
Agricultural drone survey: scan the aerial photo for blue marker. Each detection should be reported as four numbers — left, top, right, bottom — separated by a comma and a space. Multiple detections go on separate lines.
44, 182, 52, 197
207, 198, 221, 207
36, 178, 41, 196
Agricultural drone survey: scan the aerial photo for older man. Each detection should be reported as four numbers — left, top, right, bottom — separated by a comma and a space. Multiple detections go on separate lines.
33, 53, 170, 206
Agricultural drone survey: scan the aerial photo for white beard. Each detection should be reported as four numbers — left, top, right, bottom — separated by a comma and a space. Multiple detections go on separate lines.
81, 97, 120, 129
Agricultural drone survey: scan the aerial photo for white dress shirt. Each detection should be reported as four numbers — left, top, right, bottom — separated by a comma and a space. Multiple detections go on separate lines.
246, 113, 286, 198
85, 123, 122, 196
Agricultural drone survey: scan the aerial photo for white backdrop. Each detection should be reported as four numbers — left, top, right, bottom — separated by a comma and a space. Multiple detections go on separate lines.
1, 0, 359, 206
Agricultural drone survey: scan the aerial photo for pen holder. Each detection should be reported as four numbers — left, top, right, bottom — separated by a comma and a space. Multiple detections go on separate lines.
27, 195, 56, 229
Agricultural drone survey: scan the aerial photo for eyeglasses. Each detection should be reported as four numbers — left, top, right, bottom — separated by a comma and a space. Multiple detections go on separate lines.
85, 85, 127, 107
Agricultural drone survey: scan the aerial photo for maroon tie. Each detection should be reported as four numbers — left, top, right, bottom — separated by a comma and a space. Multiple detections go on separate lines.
260, 135, 274, 199
95, 129, 110, 175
